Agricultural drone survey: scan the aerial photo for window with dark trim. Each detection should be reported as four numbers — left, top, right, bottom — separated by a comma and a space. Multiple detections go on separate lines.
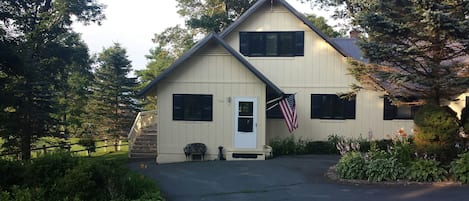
173, 94, 213, 121
266, 93, 291, 119
239, 31, 304, 57
311, 94, 356, 119
383, 97, 419, 120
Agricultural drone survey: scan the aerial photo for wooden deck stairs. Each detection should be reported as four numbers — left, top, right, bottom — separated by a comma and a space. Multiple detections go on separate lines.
128, 110, 158, 159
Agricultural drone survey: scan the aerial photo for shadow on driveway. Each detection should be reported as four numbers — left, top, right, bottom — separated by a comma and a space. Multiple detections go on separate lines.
128, 155, 467, 201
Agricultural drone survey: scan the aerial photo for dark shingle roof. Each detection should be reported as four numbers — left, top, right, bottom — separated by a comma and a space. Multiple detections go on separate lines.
331, 38, 366, 62
139, 33, 284, 96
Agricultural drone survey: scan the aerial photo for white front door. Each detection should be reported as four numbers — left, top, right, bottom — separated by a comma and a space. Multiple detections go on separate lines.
234, 97, 257, 148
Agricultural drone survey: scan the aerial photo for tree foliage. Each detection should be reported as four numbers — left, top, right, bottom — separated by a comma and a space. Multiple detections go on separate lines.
0, 0, 104, 160
305, 14, 342, 38
88, 43, 140, 139
343, 0, 469, 105
177, 0, 258, 33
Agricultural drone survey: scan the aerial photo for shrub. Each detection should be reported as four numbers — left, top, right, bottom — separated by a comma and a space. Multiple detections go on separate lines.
26, 151, 79, 187
269, 136, 297, 156
78, 137, 96, 154
0, 153, 165, 201
0, 160, 25, 190
304, 141, 337, 154
366, 157, 405, 182
269, 136, 337, 156
336, 151, 366, 180
413, 105, 458, 161
405, 159, 447, 182
450, 152, 469, 184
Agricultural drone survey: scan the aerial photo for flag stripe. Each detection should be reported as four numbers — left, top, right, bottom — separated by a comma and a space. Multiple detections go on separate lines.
279, 94, 298, 133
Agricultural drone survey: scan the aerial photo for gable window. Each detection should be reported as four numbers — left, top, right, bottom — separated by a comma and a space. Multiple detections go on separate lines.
173, 94, 213, 121
311, 94, 356, 119
239, 31, 304, 57
383, 97, 419, 120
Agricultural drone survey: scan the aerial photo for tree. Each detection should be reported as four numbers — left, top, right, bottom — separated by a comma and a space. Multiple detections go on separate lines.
0, 0, 104, 160
54, 33, 94, 137
88, 43, 140, 139
322, 0, 469, 158
177, 0, 258, 33
305, 14, 342, 38
346, 0, 469, 105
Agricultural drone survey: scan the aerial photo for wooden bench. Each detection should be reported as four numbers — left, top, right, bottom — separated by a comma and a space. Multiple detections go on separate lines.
183, 143, 207, 161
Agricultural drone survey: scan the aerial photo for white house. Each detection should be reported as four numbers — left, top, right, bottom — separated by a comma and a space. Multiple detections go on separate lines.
134, 0, 468, 163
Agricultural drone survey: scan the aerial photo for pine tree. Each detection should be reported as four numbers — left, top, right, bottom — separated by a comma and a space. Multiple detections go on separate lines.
0, 0, 104, 159
88, 43, 140, 139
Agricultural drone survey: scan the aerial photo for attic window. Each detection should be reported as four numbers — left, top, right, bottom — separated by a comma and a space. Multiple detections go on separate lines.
239, 31, 304, 57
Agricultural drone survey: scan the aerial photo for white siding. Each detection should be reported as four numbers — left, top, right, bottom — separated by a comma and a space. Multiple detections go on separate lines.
223, 2, 415, 142
155, 42, 267, 163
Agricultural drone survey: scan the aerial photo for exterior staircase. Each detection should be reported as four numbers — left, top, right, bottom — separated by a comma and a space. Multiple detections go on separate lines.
128, 110, 158, 159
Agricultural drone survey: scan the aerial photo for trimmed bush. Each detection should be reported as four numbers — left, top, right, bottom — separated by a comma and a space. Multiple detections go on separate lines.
414, 105, 458, 161
405, 159, 447, 182
450, 152, 469, 184
336, 151, 366, 180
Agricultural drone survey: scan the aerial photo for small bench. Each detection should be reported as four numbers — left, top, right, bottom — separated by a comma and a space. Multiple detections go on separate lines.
183, 143, 207, 161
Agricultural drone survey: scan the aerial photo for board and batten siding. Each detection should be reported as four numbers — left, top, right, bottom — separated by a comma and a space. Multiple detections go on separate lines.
223, 1, 415, 141
155, 42, 267, 163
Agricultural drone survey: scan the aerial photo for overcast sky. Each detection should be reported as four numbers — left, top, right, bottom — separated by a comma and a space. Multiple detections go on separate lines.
73, 0, 324, 72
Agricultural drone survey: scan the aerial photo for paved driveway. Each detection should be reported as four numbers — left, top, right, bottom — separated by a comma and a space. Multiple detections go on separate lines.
128, 155, 468, 201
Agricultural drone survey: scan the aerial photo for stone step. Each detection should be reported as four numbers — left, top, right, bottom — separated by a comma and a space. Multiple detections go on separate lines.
132, 144, 157, 150
131, 148, 157, 153
129, 152, 157, 159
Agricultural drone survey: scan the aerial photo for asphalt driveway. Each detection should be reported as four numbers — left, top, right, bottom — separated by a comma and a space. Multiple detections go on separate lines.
128, 155, 468, 201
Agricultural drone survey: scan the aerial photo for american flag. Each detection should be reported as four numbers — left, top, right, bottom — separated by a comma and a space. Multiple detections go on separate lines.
279, 94, 298, 133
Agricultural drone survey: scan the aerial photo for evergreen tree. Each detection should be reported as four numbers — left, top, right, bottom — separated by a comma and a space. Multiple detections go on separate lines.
346, 0, 469, 105
54, 33, 94, 137
89, 43, 140, 139
0, 0, 104, 159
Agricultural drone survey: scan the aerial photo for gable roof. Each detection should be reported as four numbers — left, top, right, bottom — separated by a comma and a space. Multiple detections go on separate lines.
219, 0, 349, 57
139, 32, 284, 96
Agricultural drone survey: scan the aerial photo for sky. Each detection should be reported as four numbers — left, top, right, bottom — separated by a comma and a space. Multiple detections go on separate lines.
73, 0, 325, 72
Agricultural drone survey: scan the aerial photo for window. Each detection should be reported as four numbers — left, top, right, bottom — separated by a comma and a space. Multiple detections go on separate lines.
173, 94, 213, 121
266, 93, 291, 119
383, 97, 419, 120
239, 31, 304, 57
311, 94, 356, 119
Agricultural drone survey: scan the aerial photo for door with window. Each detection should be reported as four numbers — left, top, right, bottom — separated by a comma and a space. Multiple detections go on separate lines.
234, 97, 257, 148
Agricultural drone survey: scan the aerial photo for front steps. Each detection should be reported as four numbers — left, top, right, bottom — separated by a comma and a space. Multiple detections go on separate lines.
129, 130, 157, 159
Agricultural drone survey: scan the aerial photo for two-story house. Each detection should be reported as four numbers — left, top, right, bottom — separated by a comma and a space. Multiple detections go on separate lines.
136, 0, 468, 163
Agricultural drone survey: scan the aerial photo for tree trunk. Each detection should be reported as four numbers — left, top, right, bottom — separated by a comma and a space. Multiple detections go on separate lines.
21, 126, 32, 160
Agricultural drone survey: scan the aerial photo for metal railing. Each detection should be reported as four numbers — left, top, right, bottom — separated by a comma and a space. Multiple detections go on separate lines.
128, 110, 157, 153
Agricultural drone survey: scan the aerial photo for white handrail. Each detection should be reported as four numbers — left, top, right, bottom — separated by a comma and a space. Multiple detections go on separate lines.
128, 110, 157, 154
